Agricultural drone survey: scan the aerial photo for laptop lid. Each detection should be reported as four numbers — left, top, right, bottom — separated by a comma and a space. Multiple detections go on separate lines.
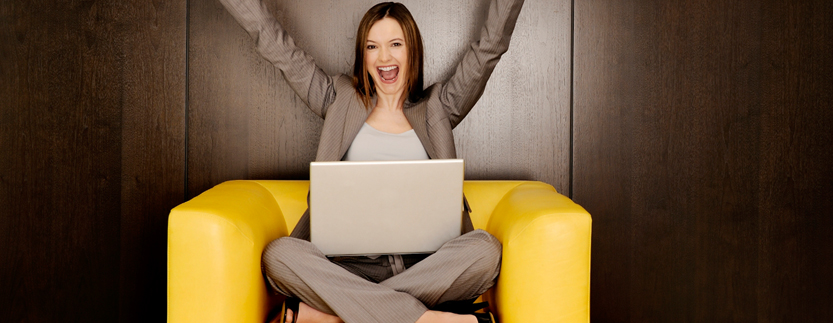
309, 159, 464, 256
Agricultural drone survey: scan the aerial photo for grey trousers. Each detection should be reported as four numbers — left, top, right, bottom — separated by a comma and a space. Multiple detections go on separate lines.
261, 230, 502, 323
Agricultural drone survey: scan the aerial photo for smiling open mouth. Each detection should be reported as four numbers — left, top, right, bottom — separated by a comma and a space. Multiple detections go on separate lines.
377, 66, 399, 83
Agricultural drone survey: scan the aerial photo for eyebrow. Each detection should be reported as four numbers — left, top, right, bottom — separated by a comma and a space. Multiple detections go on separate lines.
366, 38, 405, 44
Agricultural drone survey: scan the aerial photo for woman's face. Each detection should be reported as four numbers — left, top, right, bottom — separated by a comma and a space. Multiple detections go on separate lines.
364, 17, 409, 98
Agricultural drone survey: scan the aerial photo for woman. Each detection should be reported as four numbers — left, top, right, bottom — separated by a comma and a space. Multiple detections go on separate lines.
217, 0, 525, 322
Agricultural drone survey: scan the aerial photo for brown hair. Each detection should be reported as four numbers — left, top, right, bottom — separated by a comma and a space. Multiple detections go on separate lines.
353, 2, 425, 108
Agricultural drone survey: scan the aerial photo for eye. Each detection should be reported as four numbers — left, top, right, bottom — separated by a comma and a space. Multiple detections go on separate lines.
392, 42, 403, 47
366, 44, 377, 50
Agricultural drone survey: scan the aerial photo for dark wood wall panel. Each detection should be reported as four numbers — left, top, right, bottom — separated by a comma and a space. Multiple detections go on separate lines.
757, 1, 833, 321
571, 2, 637, 319
1, 0, 186, 322
1, 1, 123, 321
118, 1, 186, 322
574, 0, 832, 322
4, 0, 830, 321
188, 0, 571, 197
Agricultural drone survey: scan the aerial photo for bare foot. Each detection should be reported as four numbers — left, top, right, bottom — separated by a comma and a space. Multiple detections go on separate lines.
287, 302, 343, 323
415, 310, 479, 323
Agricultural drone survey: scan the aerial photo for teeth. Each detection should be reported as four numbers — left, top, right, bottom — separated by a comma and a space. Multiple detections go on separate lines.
378, 66, 397, 71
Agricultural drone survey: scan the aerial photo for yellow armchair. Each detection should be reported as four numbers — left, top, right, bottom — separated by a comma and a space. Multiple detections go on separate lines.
168, 180, 591, 323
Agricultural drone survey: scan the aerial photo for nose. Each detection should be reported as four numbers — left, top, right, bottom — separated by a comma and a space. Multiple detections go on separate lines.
379, 45, 391, 62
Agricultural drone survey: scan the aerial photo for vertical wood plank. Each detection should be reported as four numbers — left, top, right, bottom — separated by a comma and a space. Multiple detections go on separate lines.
0, 1, 123, 321
188, 0, 571, 197
757, 1, 833, 321
572, 2, 637, 321
574, 0, 833, 321
118, 1, 186, 322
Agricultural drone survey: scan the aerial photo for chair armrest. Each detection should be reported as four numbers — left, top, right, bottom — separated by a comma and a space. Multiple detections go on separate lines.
486, 182, 592, 323
168, 181, 288, 323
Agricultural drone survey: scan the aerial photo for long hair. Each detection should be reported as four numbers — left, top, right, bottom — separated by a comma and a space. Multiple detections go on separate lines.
353, 2, 425, 108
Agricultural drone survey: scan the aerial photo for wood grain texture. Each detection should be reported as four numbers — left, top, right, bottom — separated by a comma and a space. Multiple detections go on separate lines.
187, 0, 320, 199
187, 0, 571, 198
757, 1, 833, 321
118, 1, 186, 322
1, 0, 186, 321
5, 0, 829, 320
0, 1, 123, 321
572, 1, 636, 319
573, 0, 832, 321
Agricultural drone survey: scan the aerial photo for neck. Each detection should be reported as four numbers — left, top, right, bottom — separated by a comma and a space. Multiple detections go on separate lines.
375, 91, 406, 112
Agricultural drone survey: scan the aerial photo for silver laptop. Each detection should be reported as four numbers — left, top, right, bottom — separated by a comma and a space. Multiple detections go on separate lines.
309, 159, 464, 256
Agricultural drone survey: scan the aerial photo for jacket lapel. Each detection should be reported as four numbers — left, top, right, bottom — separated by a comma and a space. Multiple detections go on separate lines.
338, 98, 372, 160
403, 100, 436, 159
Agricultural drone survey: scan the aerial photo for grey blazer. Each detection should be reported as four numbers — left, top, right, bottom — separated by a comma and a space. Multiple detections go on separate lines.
218, 0, 525, 239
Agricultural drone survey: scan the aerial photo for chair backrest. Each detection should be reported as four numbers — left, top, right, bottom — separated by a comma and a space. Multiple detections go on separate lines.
251, 180, 533, 231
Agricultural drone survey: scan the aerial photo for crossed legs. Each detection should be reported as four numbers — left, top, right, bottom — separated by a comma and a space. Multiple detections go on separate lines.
262, 230, 501, 323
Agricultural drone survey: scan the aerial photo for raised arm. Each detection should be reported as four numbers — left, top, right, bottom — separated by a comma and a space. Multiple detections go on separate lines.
440, 0, 525, 128
217, 0, 336, 118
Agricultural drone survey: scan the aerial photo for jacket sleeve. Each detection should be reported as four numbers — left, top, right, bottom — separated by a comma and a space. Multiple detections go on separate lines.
218, 0, 336, 118
439, 0, 525, 128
